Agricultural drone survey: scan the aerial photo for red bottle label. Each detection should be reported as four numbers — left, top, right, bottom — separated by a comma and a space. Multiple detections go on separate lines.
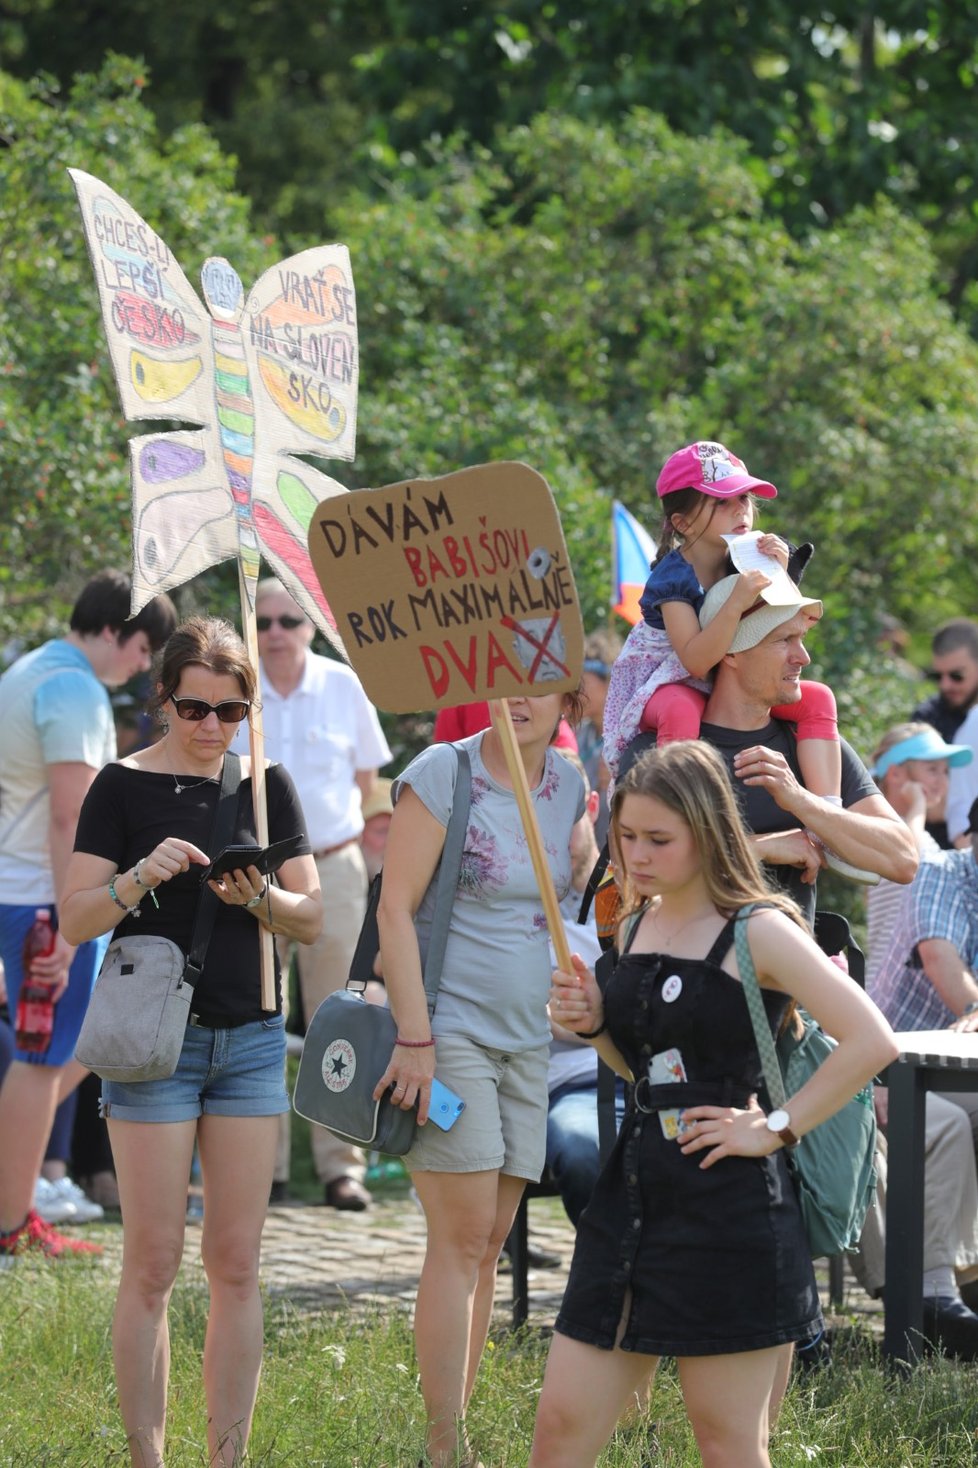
15, 987, 55, 1053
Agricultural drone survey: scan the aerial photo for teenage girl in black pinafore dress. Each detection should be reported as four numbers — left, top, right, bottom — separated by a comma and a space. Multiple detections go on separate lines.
529, 741, 898, 1468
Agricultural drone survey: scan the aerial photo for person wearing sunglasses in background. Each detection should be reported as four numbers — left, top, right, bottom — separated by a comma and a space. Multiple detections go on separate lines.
912, 620, 978, 847
60, 615, 321, 1468
231, 577, 391, 1210
0, 571, 175, 1265
912, 619, 978, 745
915, 622, 978, 848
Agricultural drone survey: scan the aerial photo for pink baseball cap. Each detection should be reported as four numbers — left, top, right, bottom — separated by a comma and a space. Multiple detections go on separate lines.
656, 441, 777, 500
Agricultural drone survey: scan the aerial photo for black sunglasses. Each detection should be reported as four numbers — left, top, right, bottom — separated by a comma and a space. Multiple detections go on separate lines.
170, 695, 251, 723
928, 668, 967, 684
256, 614, 305, 632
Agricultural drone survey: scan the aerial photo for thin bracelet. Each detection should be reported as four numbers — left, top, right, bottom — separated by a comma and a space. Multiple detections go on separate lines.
395, 1036, 436, 1048
132, 861, 160, 909
108, 877, 140, 917
577, 1020, 607, 1039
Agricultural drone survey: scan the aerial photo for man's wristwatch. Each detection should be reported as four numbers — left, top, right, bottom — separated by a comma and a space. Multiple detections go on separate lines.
245, 883, 269, 909
765, 1108, 800, 1148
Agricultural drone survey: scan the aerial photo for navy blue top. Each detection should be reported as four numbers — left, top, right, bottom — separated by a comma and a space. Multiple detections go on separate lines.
639, 549, 704, 630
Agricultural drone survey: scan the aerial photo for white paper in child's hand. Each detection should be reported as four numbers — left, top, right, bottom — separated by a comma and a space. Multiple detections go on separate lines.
722, 531, 800, 606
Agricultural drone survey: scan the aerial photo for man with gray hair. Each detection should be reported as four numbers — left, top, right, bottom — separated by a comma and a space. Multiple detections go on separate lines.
232, 577, 391, 1210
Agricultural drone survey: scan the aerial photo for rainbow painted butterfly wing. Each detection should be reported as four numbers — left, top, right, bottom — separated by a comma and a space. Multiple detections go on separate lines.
69, 167, 354, 651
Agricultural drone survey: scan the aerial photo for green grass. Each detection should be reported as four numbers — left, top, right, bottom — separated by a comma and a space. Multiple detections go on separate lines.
3, 1260, 978, 1466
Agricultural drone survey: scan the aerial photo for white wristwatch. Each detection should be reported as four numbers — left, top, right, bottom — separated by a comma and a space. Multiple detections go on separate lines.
765, 1108, 799, 1148
245, 883, 269, 909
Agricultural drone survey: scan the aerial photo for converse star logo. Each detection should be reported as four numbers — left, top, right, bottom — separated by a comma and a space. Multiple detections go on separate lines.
322, 1039, 356, 1093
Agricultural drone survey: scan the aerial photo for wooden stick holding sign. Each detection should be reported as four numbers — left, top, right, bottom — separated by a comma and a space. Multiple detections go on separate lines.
70, 167, 362, 1009
237, 565, 276, 1010
488, 700, 574, 974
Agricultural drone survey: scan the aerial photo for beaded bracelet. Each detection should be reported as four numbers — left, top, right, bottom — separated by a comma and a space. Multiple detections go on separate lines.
577, 1020, 607, 1039
395, 1036, 436, 1048
132, 861, 160, 909
108, 877, 140, 917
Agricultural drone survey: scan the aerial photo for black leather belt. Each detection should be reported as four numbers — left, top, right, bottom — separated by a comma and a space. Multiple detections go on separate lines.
188, 1010, 254, 1030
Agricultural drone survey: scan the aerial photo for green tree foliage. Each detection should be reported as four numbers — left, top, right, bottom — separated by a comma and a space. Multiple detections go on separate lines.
4, 3, 978, 327
0, 58, 273, 635
2, 65, 975, 677
339, 110, 978, 648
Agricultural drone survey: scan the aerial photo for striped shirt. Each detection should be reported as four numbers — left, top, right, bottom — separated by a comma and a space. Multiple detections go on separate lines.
865, 831, 941, 990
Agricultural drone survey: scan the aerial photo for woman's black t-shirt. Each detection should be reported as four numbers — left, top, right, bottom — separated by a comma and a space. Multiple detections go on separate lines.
74, 762, 311, 1023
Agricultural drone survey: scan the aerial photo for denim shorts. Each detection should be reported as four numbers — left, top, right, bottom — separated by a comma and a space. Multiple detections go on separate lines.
100, 1013, 290, 1123
0, 903, 108, 1068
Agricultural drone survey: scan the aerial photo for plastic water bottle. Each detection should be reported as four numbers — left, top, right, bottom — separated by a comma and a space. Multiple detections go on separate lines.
14, 907, 57, 1054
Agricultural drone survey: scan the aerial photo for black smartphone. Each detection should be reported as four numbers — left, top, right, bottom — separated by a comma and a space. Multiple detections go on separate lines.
202, 834, 306, 882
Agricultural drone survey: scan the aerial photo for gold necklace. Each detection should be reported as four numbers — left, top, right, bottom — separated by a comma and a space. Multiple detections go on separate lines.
649, 903, 715, 948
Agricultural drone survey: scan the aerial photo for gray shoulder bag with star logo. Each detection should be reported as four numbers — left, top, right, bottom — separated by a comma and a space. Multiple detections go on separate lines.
293, 746, 471, 1156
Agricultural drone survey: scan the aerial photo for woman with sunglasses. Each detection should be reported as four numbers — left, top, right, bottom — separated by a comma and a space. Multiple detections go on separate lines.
60, 616, 321, 1468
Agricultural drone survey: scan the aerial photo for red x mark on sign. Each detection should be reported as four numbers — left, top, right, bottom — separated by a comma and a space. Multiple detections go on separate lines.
500, 613, 571, 682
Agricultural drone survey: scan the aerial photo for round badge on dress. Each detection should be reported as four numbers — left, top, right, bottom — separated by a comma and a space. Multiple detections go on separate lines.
662, 974, 683, 1003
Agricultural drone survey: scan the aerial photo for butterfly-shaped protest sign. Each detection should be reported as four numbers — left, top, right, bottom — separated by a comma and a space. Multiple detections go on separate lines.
68, 167, 354, 651
70, 167, 362, 1007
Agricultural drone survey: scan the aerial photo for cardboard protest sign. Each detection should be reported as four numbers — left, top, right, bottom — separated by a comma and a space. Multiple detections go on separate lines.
308, 463, 584, 712
68, 167, 356, 649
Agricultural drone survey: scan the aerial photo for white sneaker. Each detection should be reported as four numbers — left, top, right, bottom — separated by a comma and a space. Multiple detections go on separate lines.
33, 1177, 75, 1224
35, 1177, 104, 1225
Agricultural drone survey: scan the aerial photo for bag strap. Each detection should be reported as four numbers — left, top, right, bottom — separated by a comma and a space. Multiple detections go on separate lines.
577, 840, 610, 926
733, 904, 787, 1110
183, 752, 243, 989
619, 904, 647, 956
420, 746, 471, 1017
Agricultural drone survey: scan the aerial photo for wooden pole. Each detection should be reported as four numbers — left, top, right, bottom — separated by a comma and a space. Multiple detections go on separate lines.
488, 699, 573, 974
239, 564, 277, 1011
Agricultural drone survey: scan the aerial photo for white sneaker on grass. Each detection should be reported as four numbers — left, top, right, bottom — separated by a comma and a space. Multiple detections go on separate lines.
34, 1177, 104, 1225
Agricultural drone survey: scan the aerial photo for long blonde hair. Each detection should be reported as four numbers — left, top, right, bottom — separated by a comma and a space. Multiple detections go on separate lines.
610, 741, 806, 931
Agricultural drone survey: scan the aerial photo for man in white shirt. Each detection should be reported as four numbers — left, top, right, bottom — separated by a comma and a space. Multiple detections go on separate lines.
233, 578, 391, 1209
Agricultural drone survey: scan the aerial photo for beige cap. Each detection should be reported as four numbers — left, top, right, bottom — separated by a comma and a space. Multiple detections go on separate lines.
699, 574, 822, 653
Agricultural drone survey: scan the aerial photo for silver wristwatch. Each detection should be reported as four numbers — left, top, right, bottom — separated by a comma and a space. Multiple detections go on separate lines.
765, 1107, 799, 1148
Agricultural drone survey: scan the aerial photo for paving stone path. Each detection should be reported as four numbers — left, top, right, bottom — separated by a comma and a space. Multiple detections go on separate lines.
84, 1187, 883, 1335
251, 1193, 884, 1336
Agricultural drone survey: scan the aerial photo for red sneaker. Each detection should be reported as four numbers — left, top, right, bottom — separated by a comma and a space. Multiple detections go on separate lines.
0, 1209, 103, 1259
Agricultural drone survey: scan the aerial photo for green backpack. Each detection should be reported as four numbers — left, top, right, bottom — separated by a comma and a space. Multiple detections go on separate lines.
735, 906, 878, 1259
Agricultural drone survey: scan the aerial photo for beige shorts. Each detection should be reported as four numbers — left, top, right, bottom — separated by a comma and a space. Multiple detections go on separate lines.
406, 1032, 549, 1180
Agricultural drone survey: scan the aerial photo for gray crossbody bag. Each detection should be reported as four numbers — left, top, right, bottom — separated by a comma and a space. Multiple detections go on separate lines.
75, 752, 243, 1083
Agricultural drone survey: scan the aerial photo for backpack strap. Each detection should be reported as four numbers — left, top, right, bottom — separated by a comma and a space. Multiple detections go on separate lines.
577, 841, 610, 926
734, 904, 787, 1110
